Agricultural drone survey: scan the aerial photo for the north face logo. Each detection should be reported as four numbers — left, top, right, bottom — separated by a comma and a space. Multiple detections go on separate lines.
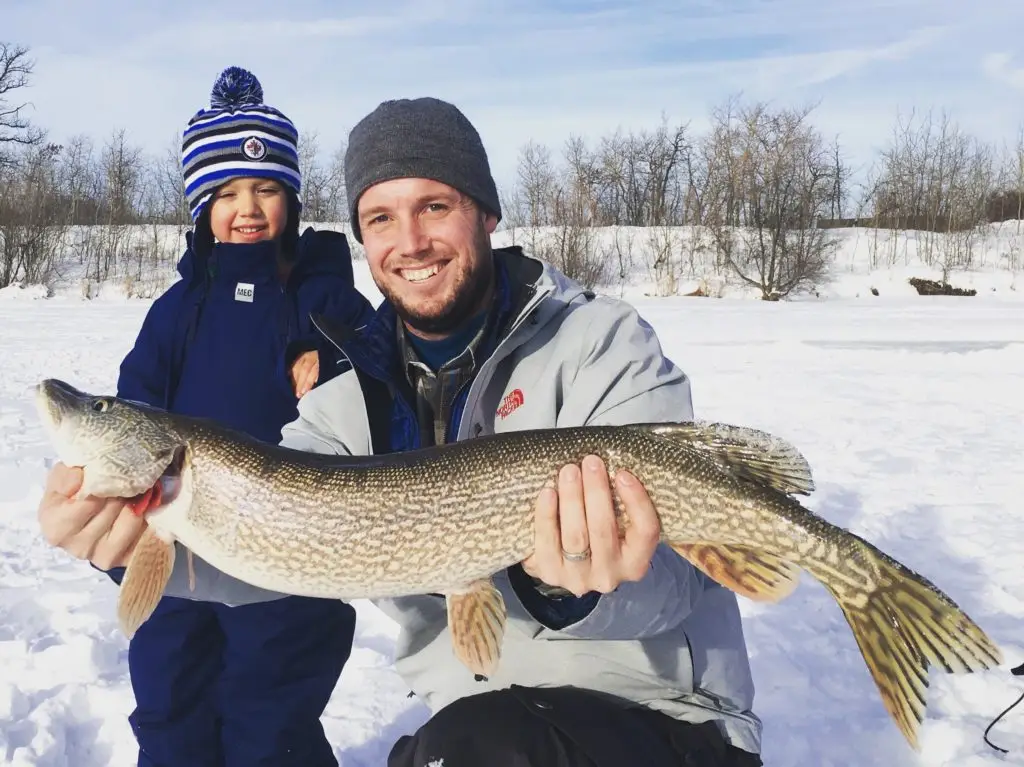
497, 388, 524, 419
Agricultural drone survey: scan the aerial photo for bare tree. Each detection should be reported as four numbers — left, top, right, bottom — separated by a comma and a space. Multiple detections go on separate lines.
592, 118, 690, 225
639, 117, 690, 225
1011, 125, 1023, 228
704, 99, 839, 299
531, 213, 610, 289
695, 94, 747, 274
644, 226, 680, 295
149, 132, 189, 225
100, 128, 145, 224
870, 109, 996, 238
0, 142, 67, 287
0, 42, 43, 168
610, 225, 635, 295
561, 135, 600, 225
1002, 126, 1024, 272
873, 109, 1000, 277
57, 134, 99, 227
84, 128, 147, 281
515, 140, 557, 227
297, 130, 331, 221
322, 137, 348, 223
497, 185, 527, 245
512, 137, 612, 288
828, 136, 851, 220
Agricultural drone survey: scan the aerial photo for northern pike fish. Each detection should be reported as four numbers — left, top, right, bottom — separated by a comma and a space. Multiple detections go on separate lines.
34, 378, 1002, 750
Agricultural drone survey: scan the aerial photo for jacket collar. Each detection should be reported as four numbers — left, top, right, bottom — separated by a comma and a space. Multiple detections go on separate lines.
175, 226, 353, 288
328, 244, 591, 390
344, 247, 526, 385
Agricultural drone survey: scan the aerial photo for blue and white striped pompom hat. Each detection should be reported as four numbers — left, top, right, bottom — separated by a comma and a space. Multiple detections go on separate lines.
181, 67, 301, 222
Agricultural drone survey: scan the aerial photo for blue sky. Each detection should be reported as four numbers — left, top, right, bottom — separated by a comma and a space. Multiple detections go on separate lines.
6, 0, 1024, 194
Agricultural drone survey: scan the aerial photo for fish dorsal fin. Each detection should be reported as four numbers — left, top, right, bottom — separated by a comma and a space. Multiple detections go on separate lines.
645, 421, 815, 496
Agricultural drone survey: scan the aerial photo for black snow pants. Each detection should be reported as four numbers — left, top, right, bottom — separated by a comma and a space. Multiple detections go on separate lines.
388, 685, 763, 767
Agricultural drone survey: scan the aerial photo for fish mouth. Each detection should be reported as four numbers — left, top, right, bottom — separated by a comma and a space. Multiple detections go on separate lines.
34, 379, 95, 465
34, 378, 83, 431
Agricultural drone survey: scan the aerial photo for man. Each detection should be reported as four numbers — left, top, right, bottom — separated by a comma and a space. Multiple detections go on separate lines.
37, 97, 762, 767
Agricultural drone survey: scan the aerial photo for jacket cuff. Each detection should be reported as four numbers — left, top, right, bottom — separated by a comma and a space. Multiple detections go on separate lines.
507, 564, 601, 629
540, 544, 702, 639
91, 562, 125, 585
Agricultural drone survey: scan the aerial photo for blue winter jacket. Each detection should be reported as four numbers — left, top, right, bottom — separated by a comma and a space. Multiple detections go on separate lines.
117, 227, 375, 444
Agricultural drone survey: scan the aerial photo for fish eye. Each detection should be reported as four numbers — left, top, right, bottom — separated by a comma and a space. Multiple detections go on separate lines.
92, 398, 111, 413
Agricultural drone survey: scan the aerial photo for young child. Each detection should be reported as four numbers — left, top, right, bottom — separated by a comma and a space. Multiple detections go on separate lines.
105, 67, 375, 767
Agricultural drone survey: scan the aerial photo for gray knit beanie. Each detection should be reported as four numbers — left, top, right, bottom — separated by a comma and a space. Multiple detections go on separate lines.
344, 97, 502, 242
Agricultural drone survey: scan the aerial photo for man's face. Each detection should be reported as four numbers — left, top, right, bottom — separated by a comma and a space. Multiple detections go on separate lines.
357, 178, 498, 339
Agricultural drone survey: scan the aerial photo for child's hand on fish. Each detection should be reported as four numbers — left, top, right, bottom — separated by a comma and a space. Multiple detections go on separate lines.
522, 454, 661, 597
289, 351, 320, 398
37, 462, 146, 570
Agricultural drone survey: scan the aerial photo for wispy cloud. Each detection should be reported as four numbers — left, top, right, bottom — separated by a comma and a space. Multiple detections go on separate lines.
982, 53, 1024, 90
6, 0, 1024, 190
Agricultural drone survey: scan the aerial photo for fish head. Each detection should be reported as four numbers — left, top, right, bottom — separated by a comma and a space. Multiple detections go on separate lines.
35, 378, 186, 500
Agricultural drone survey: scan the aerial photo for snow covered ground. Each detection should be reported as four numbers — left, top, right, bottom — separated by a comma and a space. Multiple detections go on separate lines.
1, 264, 1023, 765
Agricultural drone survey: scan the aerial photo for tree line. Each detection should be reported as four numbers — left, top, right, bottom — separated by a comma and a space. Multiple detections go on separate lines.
2, 41, 1022, 297
501, 97, 1024, 298
0, 42, 353, 289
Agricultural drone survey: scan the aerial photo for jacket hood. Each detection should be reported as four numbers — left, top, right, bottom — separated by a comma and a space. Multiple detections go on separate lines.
491, 245, 593, 344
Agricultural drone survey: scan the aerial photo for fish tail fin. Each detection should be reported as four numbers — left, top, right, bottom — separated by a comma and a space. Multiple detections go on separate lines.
825, 545, 1003, 750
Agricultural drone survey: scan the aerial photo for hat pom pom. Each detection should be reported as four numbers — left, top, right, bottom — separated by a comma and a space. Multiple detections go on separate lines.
210, 66, 263, 110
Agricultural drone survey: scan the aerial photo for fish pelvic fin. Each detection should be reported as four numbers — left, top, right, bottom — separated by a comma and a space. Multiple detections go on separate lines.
825, 545, 1004, 751
669, 541, 800, 602
645, 422, 815, 496
445, 579, 508, 679
117, 525, 176, 638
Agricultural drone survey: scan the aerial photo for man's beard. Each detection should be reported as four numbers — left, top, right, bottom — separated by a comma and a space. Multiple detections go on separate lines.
382, 233, 495, 337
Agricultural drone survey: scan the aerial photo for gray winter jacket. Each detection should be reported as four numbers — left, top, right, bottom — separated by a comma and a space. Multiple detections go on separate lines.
161, 249, 762, 755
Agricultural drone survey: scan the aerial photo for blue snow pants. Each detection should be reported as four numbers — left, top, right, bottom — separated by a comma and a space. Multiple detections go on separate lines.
125, 593, 355, 767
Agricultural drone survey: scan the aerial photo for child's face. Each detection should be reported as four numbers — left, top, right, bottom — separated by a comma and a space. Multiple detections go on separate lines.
208, 177, 288, 244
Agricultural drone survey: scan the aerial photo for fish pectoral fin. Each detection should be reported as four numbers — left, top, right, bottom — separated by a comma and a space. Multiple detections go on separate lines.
117, 525, 176, 638
646, 422, 815, 496
445, 579, 508, 679
669, 541, 800, 602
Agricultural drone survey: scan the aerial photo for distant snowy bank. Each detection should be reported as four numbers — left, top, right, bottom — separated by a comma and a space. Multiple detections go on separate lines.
2, 223, 1023, 305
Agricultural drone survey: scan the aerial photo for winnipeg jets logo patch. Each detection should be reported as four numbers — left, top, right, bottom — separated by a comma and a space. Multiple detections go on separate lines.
241, 136, 267, 161
235, 282, 254, 302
